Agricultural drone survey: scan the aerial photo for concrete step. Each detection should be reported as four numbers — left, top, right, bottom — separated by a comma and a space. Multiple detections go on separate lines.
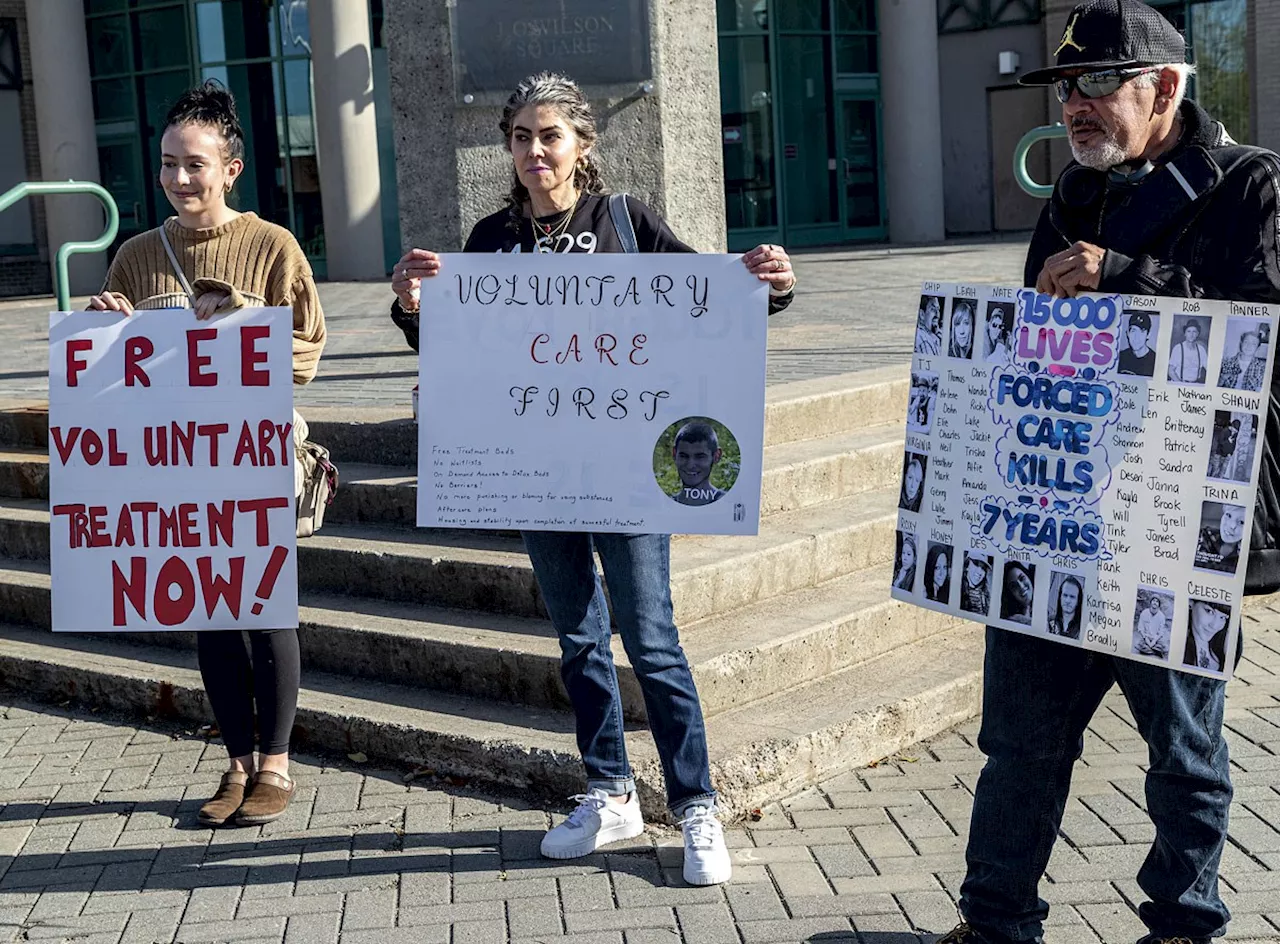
0, 403, 46, 452
303, 490, 899, 622
0, 448, 47, 501
10, 489, 900, 621
320, 422, 904, 527
0, 558, 960, 722
761, 367, 909, 446
0, 617, 984, 820
303, 368, 909, 466
0, 368, 909, 462
0, 421, 907, 523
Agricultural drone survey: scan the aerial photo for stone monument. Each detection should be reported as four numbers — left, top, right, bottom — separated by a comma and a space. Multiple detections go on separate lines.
384, 0, 726, 254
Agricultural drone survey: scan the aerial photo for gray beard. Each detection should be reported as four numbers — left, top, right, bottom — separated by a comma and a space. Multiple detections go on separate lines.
1070, 133, 1128, 171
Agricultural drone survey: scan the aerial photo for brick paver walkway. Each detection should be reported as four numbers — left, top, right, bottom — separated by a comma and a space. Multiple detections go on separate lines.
0, 604, 1276, 944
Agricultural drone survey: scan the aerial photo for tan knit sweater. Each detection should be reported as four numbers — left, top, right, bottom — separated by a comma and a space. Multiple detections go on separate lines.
102, 213, 326, 384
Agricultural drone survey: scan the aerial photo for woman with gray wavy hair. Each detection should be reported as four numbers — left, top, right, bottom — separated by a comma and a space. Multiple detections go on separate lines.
388, 71, 796, 887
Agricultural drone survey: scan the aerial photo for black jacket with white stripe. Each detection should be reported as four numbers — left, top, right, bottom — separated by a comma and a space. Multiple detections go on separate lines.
1025, 100, 1280, 593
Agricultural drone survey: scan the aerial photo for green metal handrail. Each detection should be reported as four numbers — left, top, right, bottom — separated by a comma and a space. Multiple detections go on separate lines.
1014, 123, 1069, 199
0, 181, 119, 311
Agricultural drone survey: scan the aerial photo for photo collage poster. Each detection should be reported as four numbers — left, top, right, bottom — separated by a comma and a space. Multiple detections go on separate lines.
892, 283, 1279, 679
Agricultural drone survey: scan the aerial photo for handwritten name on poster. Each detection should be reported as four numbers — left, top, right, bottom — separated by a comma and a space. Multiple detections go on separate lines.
48, 308, 298, 632
417, 255, 768, 535
893, 284, 1278, 679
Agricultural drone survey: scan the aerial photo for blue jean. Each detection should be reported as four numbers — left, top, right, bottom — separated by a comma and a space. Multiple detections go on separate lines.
522, 531, 716, 817
960, 627, 1232, 943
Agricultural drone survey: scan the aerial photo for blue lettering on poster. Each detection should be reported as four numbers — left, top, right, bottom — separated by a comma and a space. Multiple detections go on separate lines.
978, 291, 1124, 559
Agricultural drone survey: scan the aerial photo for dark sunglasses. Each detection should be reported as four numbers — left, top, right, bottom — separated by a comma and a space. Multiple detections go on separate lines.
1053, 67, 1159, 104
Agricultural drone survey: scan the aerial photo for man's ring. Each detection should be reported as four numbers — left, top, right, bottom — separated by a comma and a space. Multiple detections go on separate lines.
774, 259, 785, 271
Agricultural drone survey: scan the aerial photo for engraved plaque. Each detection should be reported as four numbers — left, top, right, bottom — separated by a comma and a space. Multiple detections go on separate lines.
453, 0, 652, 95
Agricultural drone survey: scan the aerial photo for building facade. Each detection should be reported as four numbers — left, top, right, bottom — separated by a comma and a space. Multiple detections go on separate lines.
0, 0, 1274, 296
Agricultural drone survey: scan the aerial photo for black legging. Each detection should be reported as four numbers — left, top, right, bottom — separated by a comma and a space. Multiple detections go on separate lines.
196, 630, 300, 757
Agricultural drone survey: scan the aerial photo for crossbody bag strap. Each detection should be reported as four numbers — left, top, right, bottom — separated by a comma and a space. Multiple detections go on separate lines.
608, 193, 640, 254
158, 221, 196, 306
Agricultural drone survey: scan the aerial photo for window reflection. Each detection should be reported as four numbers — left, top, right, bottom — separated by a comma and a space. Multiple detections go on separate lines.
278, 0, 312, 57
720, 36, 777, 230
88, 0, 329, 267
717, 0, 768, 32
1189, 0, 1248, 142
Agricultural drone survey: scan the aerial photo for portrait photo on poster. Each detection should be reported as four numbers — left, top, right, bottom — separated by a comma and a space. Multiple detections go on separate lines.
1207, 410, 1259, 483
906, 372, 939, 434
1047, 570, 1084, 640
1132, 587, 1174, 660
893, 529, 918, 593
1216, 316, 1270, 393
900, 452, 928, 513
1000, 559, 1036, 625
1167, 314, 1212, 385
1184, 598, 1232, 673
983, 301, 1014, 365
1195, 500, 1246, 575
924, 542, 953, 604
947, 298, 977, 360
916, 294, 944, 356
959, 551, 993, 616
652, 417, 740, 507
1116, 310, 1159, 377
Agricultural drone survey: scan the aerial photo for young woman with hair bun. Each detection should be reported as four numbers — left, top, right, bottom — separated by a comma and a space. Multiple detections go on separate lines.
86, 79, 326, 827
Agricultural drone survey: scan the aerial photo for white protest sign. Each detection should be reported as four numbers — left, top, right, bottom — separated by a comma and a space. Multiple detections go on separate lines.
417, 254, 768, 535
48, 308, 298, 632
893, 284, 1278, 679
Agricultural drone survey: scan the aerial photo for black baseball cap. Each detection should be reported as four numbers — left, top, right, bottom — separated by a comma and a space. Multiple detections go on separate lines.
1126, 311, 1152, 332
1019, 0, 1187, 86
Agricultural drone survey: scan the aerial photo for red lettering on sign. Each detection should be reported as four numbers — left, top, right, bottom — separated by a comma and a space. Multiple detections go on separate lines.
198, 556, 245, 619
240, 325, 270, 386
153, 556, 197, 625
187, 328, 218, 386
125, 336, 154, 387
65, 339, 92, 387
595, 334, 618, 366
237, 497, 291, 546
531, 333, 550, 364
112, 557, 147, 625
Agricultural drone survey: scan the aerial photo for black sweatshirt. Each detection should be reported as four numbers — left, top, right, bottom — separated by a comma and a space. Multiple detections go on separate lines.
1024, 100, 1280, 594
391, 193, 794, 350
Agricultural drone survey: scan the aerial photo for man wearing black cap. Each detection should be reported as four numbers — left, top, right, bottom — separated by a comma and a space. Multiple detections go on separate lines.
938, 2, 1280, 944
1117, 310, 1155, 376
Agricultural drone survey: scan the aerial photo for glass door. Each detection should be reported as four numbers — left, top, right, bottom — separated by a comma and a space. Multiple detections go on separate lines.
836, 95, 885, 240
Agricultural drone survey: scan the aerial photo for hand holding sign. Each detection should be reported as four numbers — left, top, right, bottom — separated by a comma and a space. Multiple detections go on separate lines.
417, 254, 767, 535
48, 307, 298, 632
894, 283, 1279, 680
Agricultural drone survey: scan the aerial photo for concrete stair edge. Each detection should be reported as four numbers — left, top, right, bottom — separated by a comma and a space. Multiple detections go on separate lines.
0, 619, 983, 821
0, 420, 911, 522
0, 559, 961, 723
0, 368, 911, 464
0, 490, 904, 623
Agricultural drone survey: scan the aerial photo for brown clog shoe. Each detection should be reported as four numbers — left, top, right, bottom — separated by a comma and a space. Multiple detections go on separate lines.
235, 770, 296, 825
197, 770, 250, 827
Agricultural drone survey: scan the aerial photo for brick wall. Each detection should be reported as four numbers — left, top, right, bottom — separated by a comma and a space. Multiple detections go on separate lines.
0, 259, 46, 296
0, 0, 51, 298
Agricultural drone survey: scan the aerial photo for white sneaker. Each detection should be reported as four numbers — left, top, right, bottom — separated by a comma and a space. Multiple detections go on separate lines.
681, 804, 731, 885
540, 788, 645, 859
